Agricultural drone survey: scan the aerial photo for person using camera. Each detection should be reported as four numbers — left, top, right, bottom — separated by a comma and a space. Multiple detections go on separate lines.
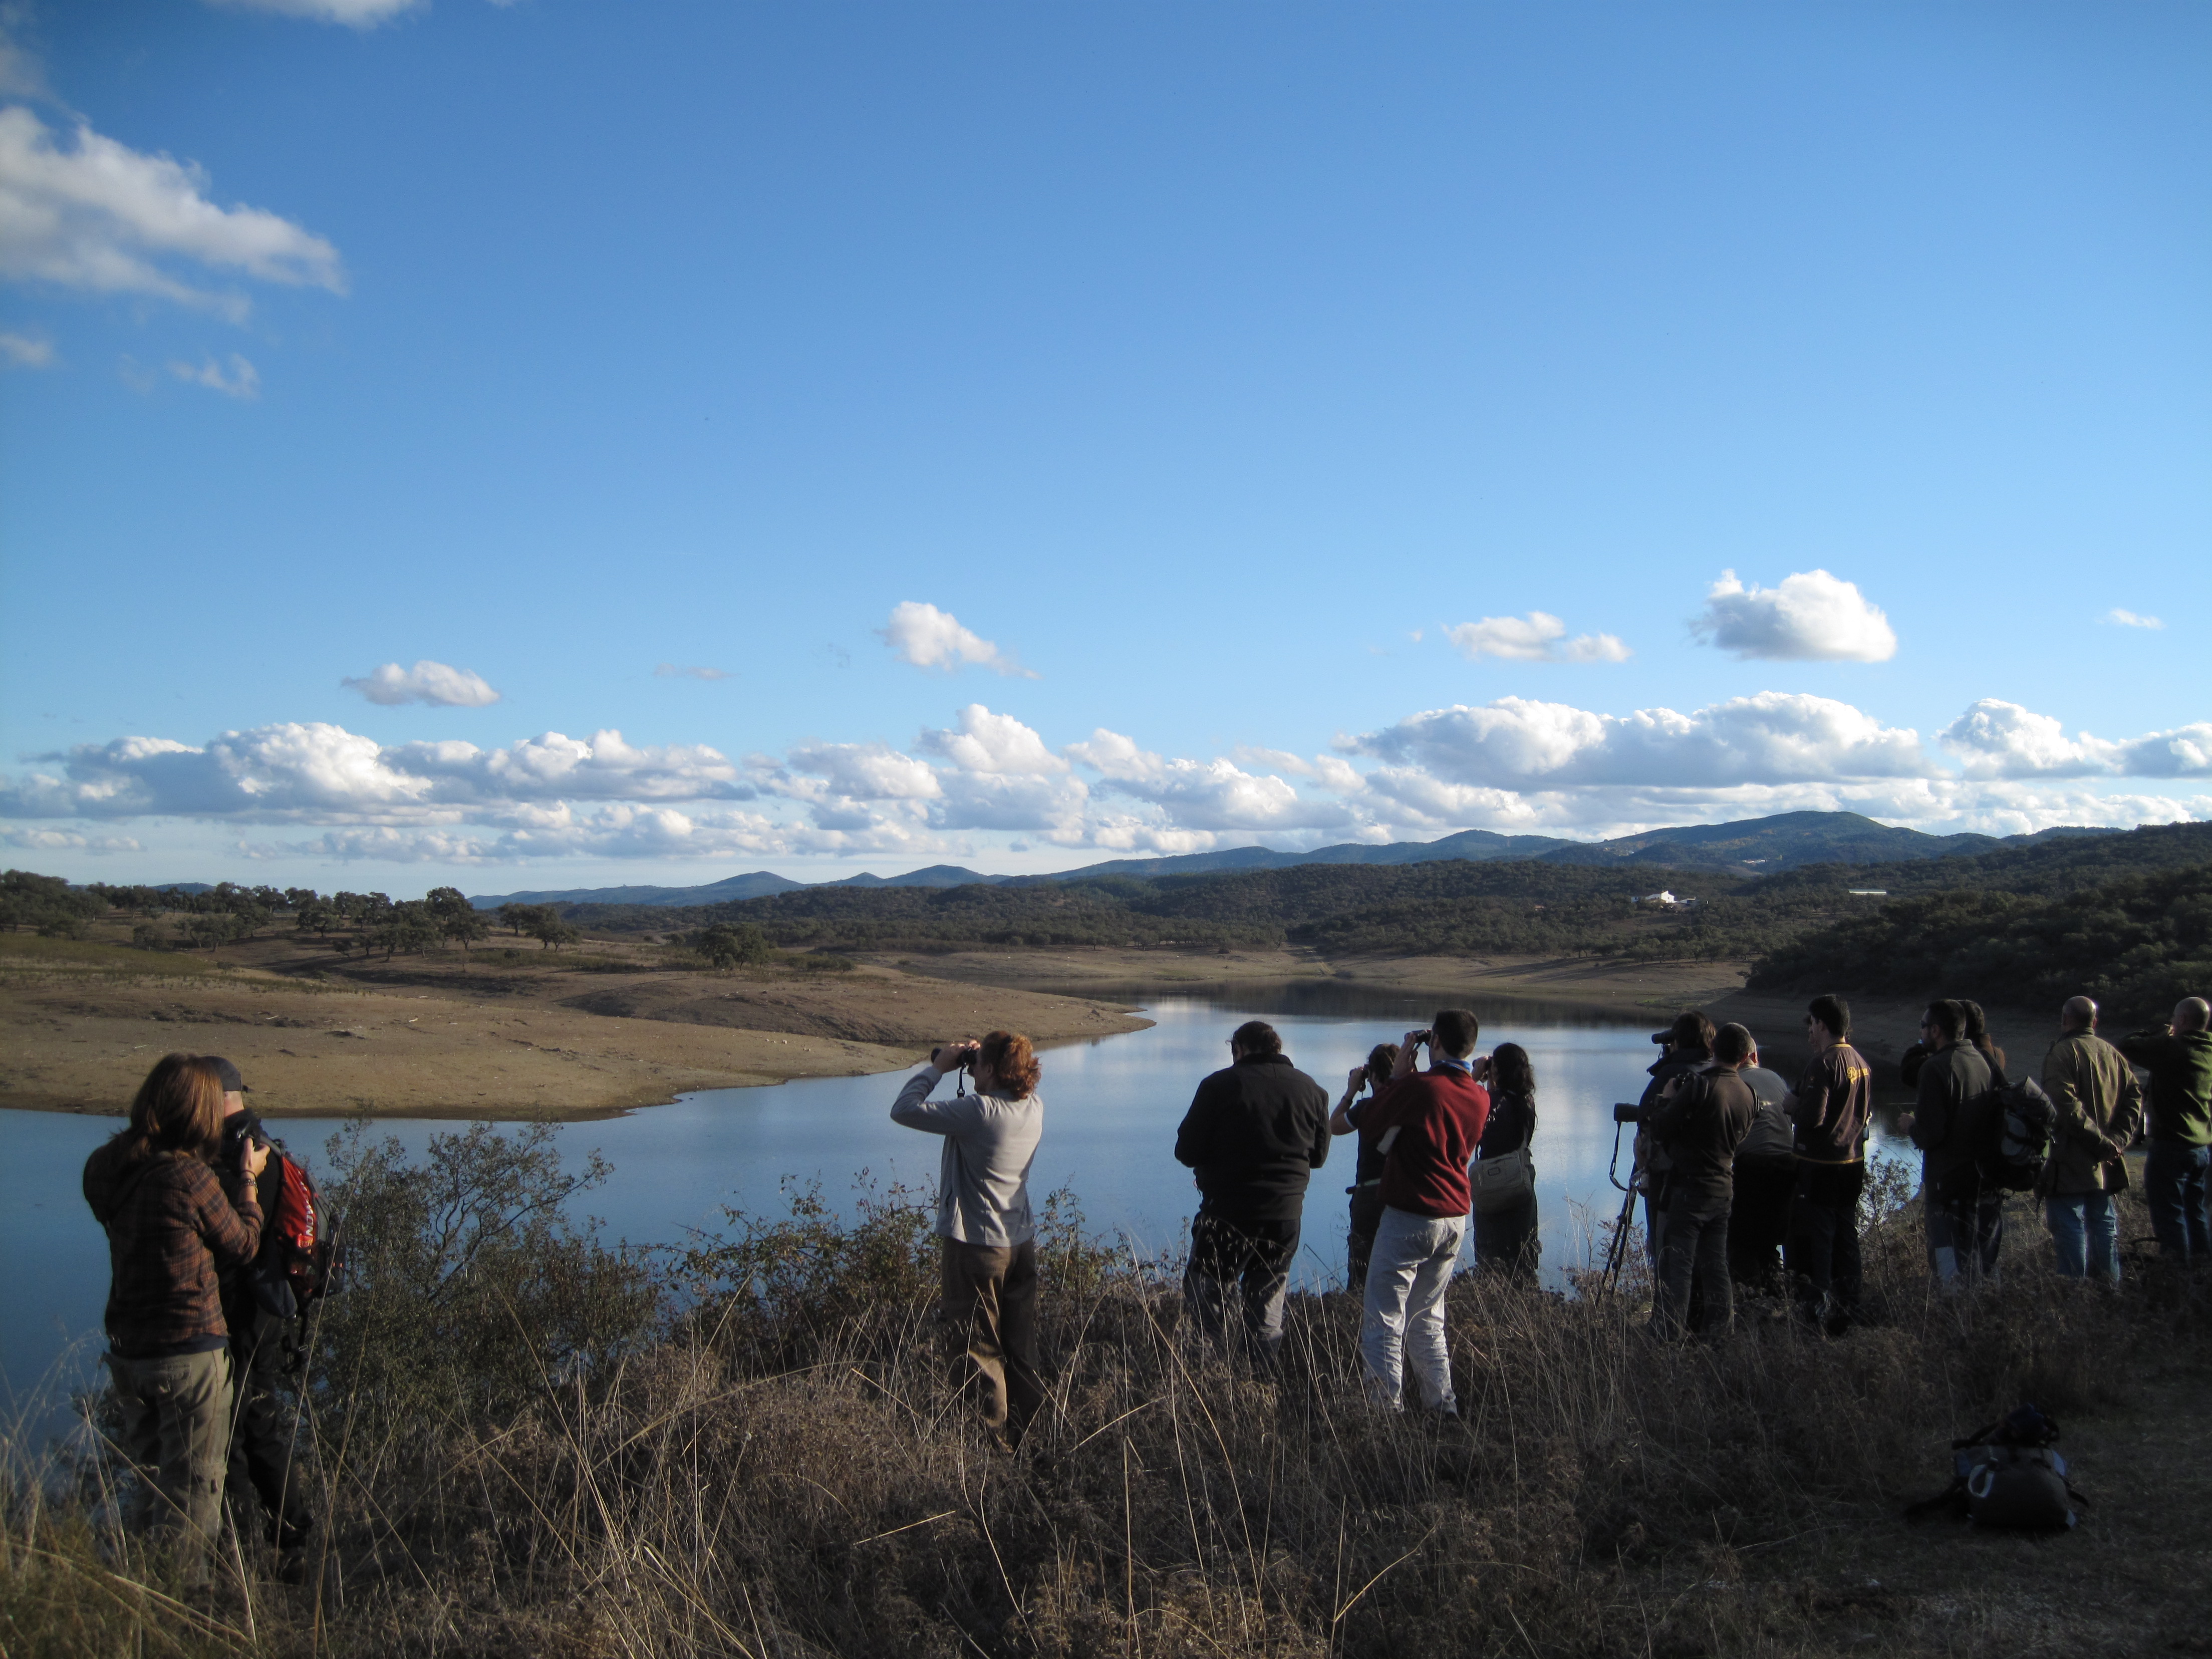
1346, 1011, 1489, 1415
82, 1054, 267, 1587
1633, 1011, 1716, 1271
1175, 1020, 1331, 1374
1328, 1042, 1401, 1293
892, 1031, 1047, 1444
1781, 994, 1872, 1331
208, 1058, 319, 1577
1469, 1043, 1540, 1281
1647, 1023, 1759, 1337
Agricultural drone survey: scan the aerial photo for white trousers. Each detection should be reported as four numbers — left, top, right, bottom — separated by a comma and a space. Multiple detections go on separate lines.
1358, 1205, 1466, 1411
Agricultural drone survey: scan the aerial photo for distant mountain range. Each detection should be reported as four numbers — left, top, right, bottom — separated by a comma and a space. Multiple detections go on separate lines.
467, 810, 2122, 909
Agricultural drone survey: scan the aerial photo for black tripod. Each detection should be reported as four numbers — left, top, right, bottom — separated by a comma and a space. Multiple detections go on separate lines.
1600, 1111, 1642, 1292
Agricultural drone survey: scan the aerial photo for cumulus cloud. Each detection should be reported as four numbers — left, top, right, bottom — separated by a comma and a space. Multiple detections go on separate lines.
877, 601, 1035, 678
0, 105, 345, 317
0, 723, 755, 823
2106, 609, 2163, 631
1067, 729, 1353, 832
169, 353, 257, 398
0, 329, 52, 366
1940, 700, 2212, 779
342, 661, 501, 708
655, 663, 731, 681
1350, 693, 1932, 790
917, 704, 1068, 776
1691, 570, 1897, 662
1443, 612, 1630, 665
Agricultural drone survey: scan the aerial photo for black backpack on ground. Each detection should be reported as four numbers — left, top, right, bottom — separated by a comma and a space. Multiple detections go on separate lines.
1905, 1404, 2085, 1529
1975, 1077, 2057, 1194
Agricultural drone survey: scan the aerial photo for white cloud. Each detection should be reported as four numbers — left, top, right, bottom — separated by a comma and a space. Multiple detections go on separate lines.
877, 601, 1035, 678
0, 328, 51, 366
342, 660, 501, 708
1443, 612, 1631, 665
1691, 569, 1897, 662
1940, 699, 2212, 779
655, 663, 731, 681
1350, 693, 1933, 790
1066, 729, 1352, 832
0, 27, 50, 101
0, 105, 345, 317
204, 0, 428, 24
780, 741, 943, 803
917, 704, 1067, 776
0, 723, 755, 823
1, 825, 141, 853
2106, 609, 2164, 631
169, 353, 257, 398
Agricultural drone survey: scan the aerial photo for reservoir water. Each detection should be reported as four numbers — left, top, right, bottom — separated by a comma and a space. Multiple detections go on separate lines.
1, 989, 1908, 1429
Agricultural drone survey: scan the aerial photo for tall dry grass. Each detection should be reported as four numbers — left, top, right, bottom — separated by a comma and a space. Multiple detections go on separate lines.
5, 1128, 2205, 1658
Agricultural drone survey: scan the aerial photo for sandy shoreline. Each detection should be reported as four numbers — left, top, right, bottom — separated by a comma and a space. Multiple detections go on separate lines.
2, 932, 1784, 1122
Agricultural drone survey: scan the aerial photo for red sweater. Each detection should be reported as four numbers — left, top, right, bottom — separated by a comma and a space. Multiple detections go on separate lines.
1354, 1066, 1491, 1218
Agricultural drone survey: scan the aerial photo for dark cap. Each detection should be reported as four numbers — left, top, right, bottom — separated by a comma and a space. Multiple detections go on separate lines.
208, 1056, 250, 1095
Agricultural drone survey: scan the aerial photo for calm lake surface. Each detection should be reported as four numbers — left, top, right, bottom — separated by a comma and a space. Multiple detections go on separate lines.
1, 989, 1910, 1427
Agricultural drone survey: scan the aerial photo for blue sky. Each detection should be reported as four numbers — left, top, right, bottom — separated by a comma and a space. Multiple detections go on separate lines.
1, 0, 2206, 893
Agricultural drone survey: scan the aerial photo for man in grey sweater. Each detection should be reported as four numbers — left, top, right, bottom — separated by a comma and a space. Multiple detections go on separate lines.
892, 1030, 1047, 1443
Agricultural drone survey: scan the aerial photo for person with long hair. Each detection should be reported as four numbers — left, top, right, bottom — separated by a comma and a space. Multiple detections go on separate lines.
1328, 1042, 1401, 1292
892, 1030, 1048, 1445
82, 1053, 267, 1585
1961, 1000, 2009, 1085
1469, 1042, 1540, 1280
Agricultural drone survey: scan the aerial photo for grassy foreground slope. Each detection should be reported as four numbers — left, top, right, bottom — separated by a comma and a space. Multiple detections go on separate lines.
7, 1126, 2208, 1658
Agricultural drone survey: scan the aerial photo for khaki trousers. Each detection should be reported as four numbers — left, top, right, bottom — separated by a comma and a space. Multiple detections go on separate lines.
106, 1346, 232, 1586
940, 1237, 1045, 1435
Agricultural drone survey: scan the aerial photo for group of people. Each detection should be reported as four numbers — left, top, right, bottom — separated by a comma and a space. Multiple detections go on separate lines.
80, 1054, 317, 1588
1897, 992, 2212, 1286
892, 1008, 1538, 1429
1632, 991, 2212, 1341
87, 989, 2212, 1574
886, 990, 2212, 1441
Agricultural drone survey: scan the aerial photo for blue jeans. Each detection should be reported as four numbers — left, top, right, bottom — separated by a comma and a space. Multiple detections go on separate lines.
2043, 1192, 2120, 1283
2143, 1142, 2212, 1261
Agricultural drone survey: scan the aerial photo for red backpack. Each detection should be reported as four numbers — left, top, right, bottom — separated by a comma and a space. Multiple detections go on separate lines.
253, 1149, 342, 1317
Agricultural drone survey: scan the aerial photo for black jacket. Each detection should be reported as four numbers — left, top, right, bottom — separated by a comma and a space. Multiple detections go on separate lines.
1175, 1055, 1331, 1222
1649, 1067, 1758, 1212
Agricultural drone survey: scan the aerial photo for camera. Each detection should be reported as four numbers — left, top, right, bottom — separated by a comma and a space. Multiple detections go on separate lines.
1648, 1030, 1673, 1046
1612, 1101, 1647, 1124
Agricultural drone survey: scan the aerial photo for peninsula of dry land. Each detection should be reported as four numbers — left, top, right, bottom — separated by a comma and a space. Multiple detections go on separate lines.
0, 924, 1768, 1121
0, 927, 1156, 1120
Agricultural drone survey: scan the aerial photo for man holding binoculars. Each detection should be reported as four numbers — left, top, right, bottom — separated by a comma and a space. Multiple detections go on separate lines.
1343, 1011, 1489, 1416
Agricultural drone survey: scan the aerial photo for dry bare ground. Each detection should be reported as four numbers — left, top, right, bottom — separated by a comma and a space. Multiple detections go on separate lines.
5, 1153, 2207, 1659
0, 931, 1151, 1120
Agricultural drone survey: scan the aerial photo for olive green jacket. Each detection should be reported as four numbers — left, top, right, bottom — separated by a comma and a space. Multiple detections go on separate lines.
2115, 1029, 2212, 1147
2039, 1031, 2143, 1197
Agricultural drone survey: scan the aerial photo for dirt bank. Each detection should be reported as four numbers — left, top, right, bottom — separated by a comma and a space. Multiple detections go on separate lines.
0, 931, 1150, 1121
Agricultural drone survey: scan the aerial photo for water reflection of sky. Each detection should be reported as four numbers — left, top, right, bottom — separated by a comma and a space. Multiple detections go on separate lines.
1, 992, 1911, 1429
